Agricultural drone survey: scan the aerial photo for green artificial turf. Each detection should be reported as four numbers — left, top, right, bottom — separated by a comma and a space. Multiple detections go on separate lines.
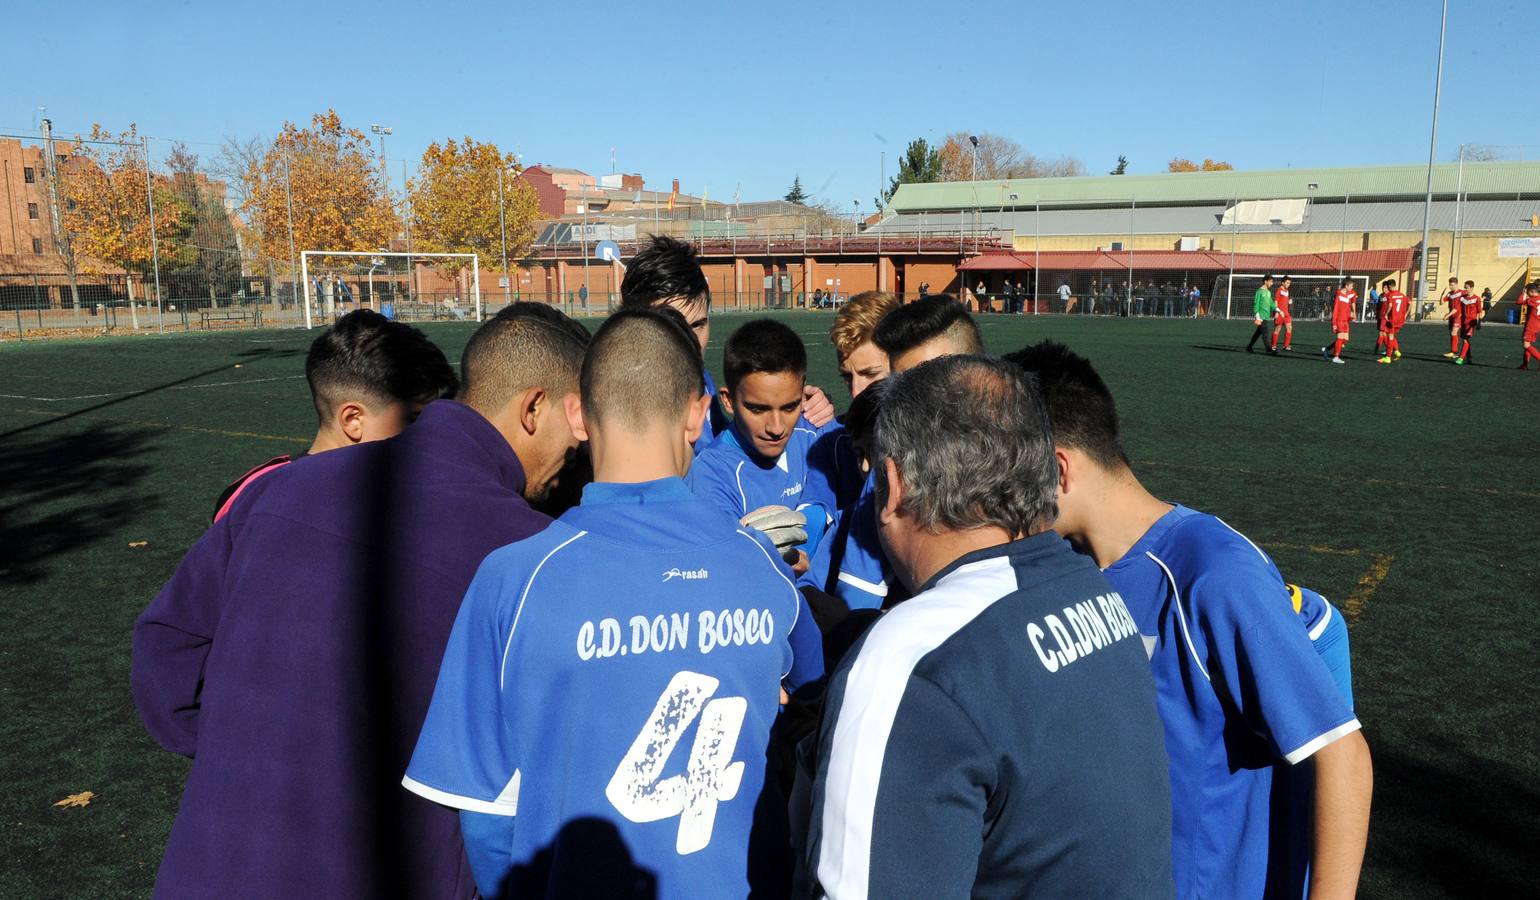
1, 313, 1536, 898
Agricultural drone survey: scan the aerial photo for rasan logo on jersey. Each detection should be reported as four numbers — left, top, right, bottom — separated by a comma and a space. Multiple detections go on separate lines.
662, 567, 708, 583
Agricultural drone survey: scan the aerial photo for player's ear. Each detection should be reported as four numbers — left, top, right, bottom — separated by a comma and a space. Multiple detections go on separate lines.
1054, 447, 1072, 498
563, 392, 589, 443
878, 457, 905, 524
518, 387, 548, 437
684, 391, 711, 444
717, 385, 735, 417
337, 400, 368, 444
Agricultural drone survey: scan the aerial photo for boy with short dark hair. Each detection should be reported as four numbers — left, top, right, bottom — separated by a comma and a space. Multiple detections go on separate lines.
688, 319, 839, 572
871, 294, 984, 372
1519, 282, 1540, 370
1454, 278, 1483, 365
620, 236, 833, 451
1247, 275, 1277, 354
1376, 279, 1409, 364
1270, 276, 1294, 351
212, 309, 457, 521
406, 306, 808, 899
1323, 277, 1357, 364
1005, 340, 1372, 899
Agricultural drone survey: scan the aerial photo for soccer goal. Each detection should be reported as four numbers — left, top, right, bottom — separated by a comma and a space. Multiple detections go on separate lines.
299, 250, 482, 329
1226, 273, 1372, 321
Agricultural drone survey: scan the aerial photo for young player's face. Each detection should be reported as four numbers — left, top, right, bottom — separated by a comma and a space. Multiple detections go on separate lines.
725, 371, 805, 459
659, 296, 710, 358
839, 341, 890, 399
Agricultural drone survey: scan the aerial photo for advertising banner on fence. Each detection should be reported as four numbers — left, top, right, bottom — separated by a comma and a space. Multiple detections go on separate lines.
1497, 237, 1540, 258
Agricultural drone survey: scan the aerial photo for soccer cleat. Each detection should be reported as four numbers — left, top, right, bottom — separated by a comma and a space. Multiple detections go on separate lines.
1454, 358, 1465, 366
1443, 351, 1456, 358
1321, 346, 1330, 359
1331, 357, 1345, 365
1392, 349, 1401, 359
1377, 356, 1391, 364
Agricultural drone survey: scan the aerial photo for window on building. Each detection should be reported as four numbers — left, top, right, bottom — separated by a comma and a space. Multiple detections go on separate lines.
24, 166, 36, 184
32, 238, 44, 254
28, 202, 39, 219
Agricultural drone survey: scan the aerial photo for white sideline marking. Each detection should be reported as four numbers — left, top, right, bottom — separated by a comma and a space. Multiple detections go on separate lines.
0, 374, 305, 403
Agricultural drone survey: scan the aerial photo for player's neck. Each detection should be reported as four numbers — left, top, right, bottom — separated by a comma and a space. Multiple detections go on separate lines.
588, 428, 688, 484
308, 428, 350, 456
1082, 473, 1172, 569
906, 524, 1017, 590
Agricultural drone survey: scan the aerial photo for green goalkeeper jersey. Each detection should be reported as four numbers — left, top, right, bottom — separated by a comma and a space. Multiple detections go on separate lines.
1253, 286, 1275, 319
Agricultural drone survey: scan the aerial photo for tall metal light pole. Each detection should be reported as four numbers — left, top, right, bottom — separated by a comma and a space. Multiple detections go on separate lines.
1415, 0, 1449, 319
969, 135, 980, 243
497, 163, 510, 304
370, 124, 392, 195
142, 136, 164, 332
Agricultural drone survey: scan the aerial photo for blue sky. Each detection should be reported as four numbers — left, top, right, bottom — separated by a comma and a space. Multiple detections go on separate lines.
6, 0, 1534, 208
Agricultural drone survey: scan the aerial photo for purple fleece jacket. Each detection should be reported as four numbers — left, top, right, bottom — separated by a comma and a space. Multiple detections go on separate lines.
132, 400, 550, 899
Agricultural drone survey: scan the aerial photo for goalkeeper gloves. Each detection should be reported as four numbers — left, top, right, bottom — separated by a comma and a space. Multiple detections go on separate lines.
741, 505, 808, 563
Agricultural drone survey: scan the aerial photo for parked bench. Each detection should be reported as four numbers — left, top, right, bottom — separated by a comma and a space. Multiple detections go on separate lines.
200, 307, 264, 329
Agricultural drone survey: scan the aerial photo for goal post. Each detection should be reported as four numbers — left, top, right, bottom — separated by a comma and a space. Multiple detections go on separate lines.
299, 250, 481, 328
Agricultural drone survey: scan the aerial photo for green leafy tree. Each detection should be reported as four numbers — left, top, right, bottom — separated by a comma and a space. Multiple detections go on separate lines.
784, 175, 809, 204
877, 138, 942, 207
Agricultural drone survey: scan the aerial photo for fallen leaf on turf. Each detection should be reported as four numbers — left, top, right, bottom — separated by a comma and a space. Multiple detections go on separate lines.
128, 540, 149, 548
54, 791, 94, 808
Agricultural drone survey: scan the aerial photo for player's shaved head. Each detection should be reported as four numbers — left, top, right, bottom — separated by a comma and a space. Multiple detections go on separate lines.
620, 236, 711, 310
304, 309, 458, 424
458, 302, 590, 416
582, 307, 704, 431
1003, 340, 1130, 472
873, 295, 984, 372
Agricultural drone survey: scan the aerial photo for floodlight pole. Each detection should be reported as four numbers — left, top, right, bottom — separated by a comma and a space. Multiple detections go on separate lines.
498, 165, 510, 304
1452, 143, 1466, 273
142, 136, 164, 333
1415, 0, 1449, 319
284, 153, 300, 327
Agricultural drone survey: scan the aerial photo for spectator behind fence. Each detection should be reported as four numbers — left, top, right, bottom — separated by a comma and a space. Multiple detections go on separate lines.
132, 302, 590, 900
211, 309, 458, 522
803, 355, 1174, 898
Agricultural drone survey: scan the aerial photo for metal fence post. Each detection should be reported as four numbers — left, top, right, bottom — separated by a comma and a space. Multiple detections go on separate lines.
142, 136, 164, 334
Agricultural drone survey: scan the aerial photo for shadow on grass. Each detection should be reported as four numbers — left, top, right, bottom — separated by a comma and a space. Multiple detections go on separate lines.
0, 422, 159, 584
1365, 737, 1540, 896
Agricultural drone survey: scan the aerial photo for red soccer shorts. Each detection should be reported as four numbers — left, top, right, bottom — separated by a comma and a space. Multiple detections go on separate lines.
1332, 318, 1352, 334
1523, 320, 1540, 343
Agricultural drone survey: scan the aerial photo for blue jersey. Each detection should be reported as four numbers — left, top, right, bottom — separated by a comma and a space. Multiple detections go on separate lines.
693, 369, 731, 456
1102, 506, 1361, 900
804, 422, 866, 512
687, 418, 839, 531
1291, 584, 1354, 709
404, 478, 803, 900
799, 474, 892, 610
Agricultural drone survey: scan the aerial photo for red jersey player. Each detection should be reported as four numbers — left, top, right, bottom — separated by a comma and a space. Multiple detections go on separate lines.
1376, 280, 1409, 364
1519, 281, 1540, 370
1323, 277, 1357, 364
1270, 276, 1295, 351
1440, 277, 1463, 358
1454, 279, 1482, 365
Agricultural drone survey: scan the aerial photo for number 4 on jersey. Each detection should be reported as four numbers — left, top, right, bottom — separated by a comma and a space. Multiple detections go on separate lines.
604, 670, 748, 855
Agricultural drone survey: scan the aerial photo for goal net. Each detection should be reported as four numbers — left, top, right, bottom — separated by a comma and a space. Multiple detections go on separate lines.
298, 251, 481, 328
1222, 273, 1374, 321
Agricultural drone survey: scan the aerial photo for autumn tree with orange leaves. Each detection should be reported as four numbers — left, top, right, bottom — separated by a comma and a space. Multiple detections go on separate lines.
59, 124, 193, 278
406, 137, 539, 275
238, 110, 398, 271
1168, 158, 1235, 172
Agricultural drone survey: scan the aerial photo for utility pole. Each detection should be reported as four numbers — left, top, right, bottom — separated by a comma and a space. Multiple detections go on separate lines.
38, 118, 82, 316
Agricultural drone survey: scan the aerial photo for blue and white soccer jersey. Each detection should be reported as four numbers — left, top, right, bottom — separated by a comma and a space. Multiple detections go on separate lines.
804, 423, 865, 512
1290, 584, 1354, 709
687, 419, 839, 542
1102, 505, 1361, 900
799, 474, 892, 610
404, 478, 801, 900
